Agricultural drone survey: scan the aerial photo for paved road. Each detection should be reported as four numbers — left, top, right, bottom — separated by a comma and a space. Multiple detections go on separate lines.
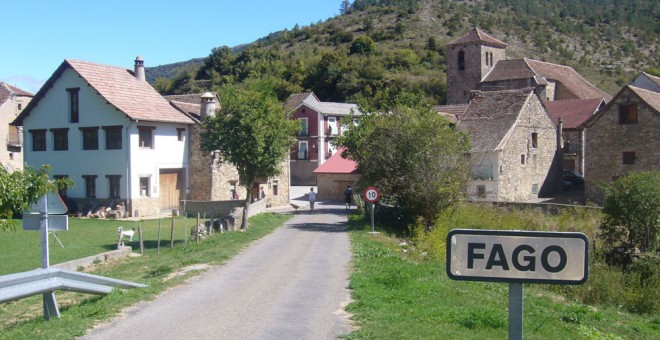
83, 200, 352, 340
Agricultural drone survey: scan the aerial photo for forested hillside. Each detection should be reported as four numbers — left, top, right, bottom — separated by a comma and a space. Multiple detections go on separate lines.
148, 0, 658, 109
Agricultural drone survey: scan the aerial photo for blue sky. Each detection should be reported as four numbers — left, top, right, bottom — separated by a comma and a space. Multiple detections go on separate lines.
1, 0, 341, 93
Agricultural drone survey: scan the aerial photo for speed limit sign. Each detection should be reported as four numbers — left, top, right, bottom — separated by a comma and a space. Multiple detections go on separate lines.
364, 187, 380, 203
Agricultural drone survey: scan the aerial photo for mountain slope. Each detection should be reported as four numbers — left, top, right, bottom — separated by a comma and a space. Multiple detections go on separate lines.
148, 0, 658, 107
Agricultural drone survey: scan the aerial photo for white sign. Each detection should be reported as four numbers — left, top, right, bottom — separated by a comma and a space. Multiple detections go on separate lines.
22, 214, 69, 231
27, 191, 68, 214
364, 187, 380, 203
446, 229, 588, 284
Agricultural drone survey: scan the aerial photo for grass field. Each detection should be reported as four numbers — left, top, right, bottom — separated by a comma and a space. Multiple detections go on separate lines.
344, 215, 660, 339
0, 216, 212, 275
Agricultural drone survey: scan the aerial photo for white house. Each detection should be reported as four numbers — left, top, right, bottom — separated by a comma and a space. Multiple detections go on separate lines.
13, 57, 195, 216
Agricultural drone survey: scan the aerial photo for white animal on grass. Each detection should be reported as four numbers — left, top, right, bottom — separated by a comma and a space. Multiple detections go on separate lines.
117, 226, 136, 247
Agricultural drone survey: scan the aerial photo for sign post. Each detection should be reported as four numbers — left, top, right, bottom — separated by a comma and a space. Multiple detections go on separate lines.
446, 229, 589, 339
363, 187, 380, 233
23, 192, 69, 320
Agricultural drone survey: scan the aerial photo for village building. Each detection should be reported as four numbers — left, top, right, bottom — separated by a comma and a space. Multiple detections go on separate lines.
581, 85, 660, 203
13, 57, 290, 216
631, 72, 660, 93
285, 92, 361, 186
313, 147, 358, 201
0, 82, 32, 171
458, 88, 561, 202
445, 28, 611, 105
545, 98, 605, 174
166, 93, 290, 208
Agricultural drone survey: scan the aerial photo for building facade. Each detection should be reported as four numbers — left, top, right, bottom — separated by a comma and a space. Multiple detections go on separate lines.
459, 89, 561, 201
14, 58, 195, 216
0, 83, 32, 171
582, 85, 660, 203
285, 92, 360, 185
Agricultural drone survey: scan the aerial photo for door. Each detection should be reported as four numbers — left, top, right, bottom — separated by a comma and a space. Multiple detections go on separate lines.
159, 169, 182, 212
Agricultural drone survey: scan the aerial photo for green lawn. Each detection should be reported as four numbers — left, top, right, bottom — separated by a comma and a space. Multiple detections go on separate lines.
0, 216, 210, 275
344, 219, 660, 339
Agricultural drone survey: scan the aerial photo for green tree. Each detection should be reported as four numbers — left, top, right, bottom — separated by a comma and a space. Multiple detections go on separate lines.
340, 0, 351, 15
201, 83, 299, 229
599, 171, 660, 252
350, 35, 375, 55
0, 165, 71, 231
337, 100, 471, 231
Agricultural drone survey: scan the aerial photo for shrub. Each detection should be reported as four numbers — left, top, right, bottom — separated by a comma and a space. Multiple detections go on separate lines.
598, 171, 660, 252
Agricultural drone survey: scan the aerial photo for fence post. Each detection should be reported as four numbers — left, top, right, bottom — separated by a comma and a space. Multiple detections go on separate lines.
157, 219, 162, 255
196, 213, 200, 244
138, 226, 144, 255
170, 216, 175, 249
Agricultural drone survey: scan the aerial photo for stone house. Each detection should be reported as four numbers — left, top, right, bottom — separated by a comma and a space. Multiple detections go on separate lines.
167, 93, 290, 208
458, 89, 561, 201
13, 57, 195, 216
445, 28, 610, 104
0, 82, 32, 171
285, 92, 361, 185
582, 85, 660, 203
631, 72, 660, 93
313, 147, 358, 201
545, 98, 605, 174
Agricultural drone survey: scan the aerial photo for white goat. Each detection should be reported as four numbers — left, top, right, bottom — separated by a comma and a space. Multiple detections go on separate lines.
117, 226, 136, 247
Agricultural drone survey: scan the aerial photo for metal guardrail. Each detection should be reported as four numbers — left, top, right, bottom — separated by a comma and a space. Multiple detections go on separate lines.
0, 268, 146, 304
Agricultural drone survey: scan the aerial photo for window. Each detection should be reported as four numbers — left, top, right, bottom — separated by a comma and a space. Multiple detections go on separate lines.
83, 175, 96, 198
618, 104, 637, 124
532, 183, 539, 194
51, 128, 69, 151
298, 141, 308, 160
139, 177, 150, 197
229, 181, 237, 199
177, 128, 185, 142
138, 126, 155, 148
531, 132, 538, 149
272, 180, 279, 196
477, 185, 486, 198
521, 154, 526, 165
18, 103, 22, 110
67, 88, 80, 123
622, 151, 636, 165
103, 126, 122, 150
54, 175, 68, 197
328, 117, 338, 135
458, 51, 465, 70
298, 118, 308, 136
80, 127, 99, 150
107, 175, 121, 198
30, 129, 46, 151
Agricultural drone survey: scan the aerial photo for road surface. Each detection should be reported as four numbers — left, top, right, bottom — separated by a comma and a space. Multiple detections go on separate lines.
83, 200, 352, 340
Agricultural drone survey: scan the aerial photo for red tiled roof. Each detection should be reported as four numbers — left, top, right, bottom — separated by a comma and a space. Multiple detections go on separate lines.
433, 104, 468, 123
544, 98, 604, 129
481, 58, 611, 102
445, 27, 507, 48
582, 85, 660, 128
313, 148, 357, 174
14, 59, 194, 126
629, 85, 660, 112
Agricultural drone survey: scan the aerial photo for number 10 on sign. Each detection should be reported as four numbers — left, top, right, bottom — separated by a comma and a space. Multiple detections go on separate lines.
364, 187, 380, 233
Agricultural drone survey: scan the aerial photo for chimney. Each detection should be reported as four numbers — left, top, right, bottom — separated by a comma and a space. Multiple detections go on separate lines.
557, 117, 564, 150
134, 55, 145, 82
200, 92, 216, 118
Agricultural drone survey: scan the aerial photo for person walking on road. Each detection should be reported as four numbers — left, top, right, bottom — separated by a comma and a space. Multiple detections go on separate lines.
308, 187, 316, 211
343, 185, 353, 210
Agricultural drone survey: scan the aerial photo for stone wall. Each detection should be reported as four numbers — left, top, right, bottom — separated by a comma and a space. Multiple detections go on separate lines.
497, 96, 560, 201
130, 197, 161, 217
291, 160, 318, 185
446, 43, 505, 104
585, 88, 660, 203
316, 173, 358, 200
0, 95, 30, 171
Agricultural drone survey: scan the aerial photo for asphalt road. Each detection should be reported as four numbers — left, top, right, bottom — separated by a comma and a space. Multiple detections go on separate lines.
82, 200, 352, 340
